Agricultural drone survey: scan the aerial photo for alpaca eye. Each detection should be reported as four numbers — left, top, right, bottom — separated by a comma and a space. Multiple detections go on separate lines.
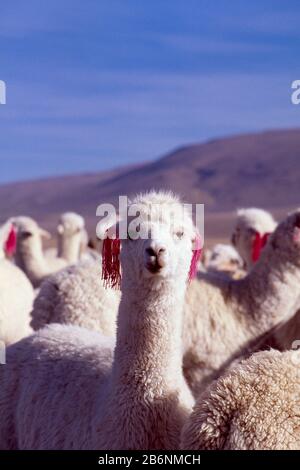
21, 231, 33, 239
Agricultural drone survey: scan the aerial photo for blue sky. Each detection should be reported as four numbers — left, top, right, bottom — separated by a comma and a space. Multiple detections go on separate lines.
0, 0, 300, 183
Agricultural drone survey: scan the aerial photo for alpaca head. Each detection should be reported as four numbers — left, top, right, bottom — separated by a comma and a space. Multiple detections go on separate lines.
207, 244, 243, 272
57, 212, 85, 239
267, 209, 300, 265
12, 216, 51, 253
232, 208, 277, 268
100, 191, 202, 289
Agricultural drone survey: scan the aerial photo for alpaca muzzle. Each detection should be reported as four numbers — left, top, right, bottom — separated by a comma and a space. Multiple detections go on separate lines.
145, 245, 167, 273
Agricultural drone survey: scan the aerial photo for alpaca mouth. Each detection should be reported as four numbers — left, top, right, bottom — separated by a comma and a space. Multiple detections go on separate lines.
145, 261, 163, 274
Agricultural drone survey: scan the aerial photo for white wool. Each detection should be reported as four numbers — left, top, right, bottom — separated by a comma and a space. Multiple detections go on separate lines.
32, 209, 300, 400
0, 221, 34, 344
206, 243, 243, 275
59, 212, 85, 231
56, 212, 86, 264
0, 222, 11, 260
0, 190, 195, 450
0, 259, 34, 345
13, 216, 67, 288
183, 208, 300, 396
236, 207, 277, 234
181, 349, 300, 450
31, 259, 120, 337
210, 244, 241, 262
46, 213, 98, 264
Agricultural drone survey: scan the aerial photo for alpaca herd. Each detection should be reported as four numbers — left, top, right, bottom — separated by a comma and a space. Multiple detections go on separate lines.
0, 193, 299, 450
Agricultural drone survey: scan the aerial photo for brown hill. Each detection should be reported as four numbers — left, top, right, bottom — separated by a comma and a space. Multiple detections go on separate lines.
1, 128, 299, 242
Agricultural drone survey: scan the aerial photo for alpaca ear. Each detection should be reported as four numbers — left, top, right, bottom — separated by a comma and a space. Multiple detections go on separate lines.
4, 224, 17, 256
188, 233, 202, 282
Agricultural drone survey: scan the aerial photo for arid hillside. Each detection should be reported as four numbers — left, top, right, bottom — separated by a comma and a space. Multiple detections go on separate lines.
1, 129, 299, 244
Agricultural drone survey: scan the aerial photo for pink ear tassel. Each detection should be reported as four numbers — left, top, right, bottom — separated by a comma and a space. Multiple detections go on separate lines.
4, 225, 17, 256
102, 237, 121, 289
188, 235, 202, 282
251, 232, 270, 263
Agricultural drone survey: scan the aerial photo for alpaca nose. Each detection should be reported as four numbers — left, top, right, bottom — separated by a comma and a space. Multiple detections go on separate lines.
145, 242, 167, 272
146, 246, 166, 257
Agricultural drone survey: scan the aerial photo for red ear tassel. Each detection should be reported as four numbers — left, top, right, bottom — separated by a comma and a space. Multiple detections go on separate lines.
188, 235, 202, 282
101, 237, 121, 289
251, 232, 271, 263
5, 225, 17, 256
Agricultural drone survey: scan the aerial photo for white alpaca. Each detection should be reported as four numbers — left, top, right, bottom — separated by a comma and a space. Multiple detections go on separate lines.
181, 349, 300, 450
232, 208, 277, 269
30, 259, 120, 336
183, 209, 300, 395
230, 208, 300, 353
49, 212, 85, 264
205, 243, 244, 278
57, 212, 85, 263
31, 210, 300, 398
0, 223, 34, 345
12, 216, 68, 288
0, 191, 197, 450
45, 212, 98, 264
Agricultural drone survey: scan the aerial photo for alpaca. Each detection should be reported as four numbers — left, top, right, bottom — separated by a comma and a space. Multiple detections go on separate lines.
30, 259, 120, 336
230, 209, 300, 353
12, 216, 68, 288
0, 223, 34, 345
232, 208, 277, 269
183, 208, 300, 396
45, 212, 98, 264
31, 210, 300, 398
205, 243, 244, 279
54, 212, 86, 264
0, 191, 197, 450
181, 349, 300, 450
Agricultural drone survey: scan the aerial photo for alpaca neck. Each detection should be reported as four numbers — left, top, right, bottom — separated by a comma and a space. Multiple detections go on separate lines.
57, 234, 80, 264
15, 240, 48, 286
111, 277, 186, 394
238, 247, 300, 329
